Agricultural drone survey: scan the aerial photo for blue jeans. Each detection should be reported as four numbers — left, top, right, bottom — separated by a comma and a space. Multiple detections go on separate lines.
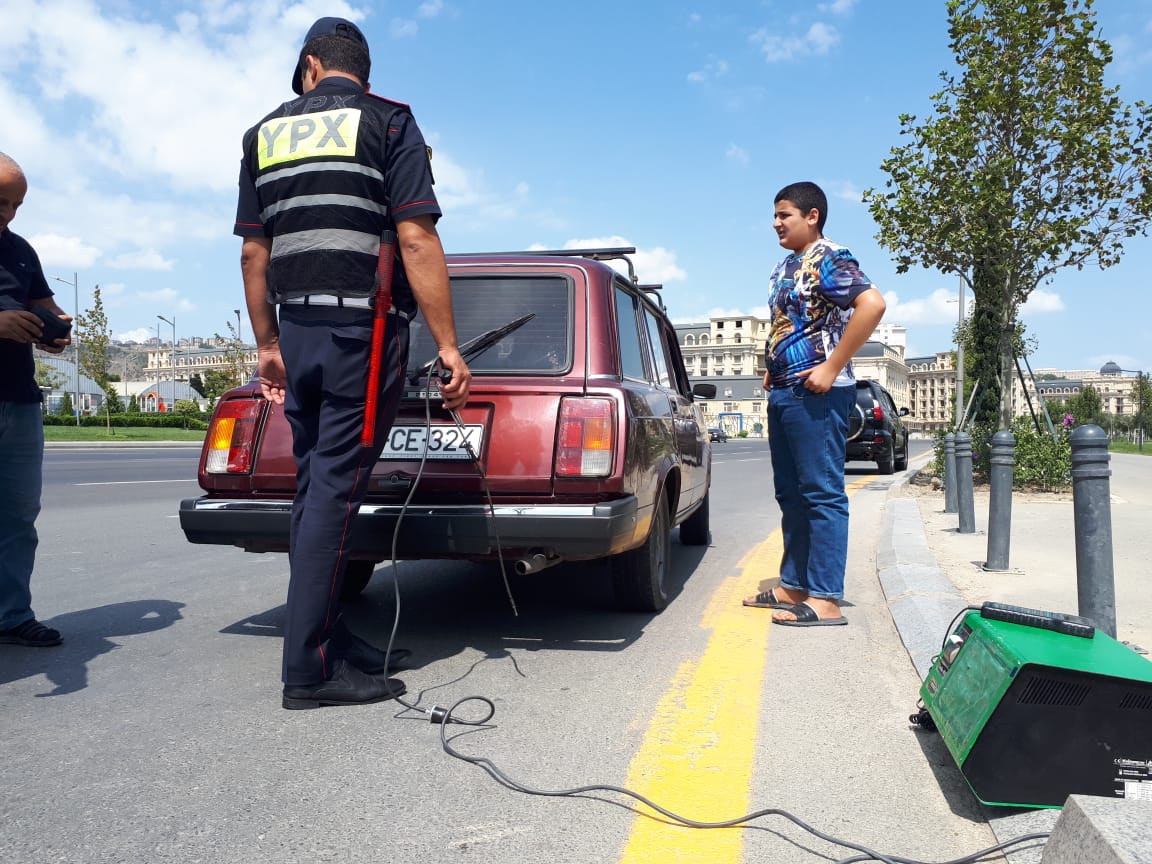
0, 402, 44, 630
767, 384, 853, 600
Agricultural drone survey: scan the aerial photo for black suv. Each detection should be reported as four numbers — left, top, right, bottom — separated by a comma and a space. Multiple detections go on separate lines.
846, 379, 909, 474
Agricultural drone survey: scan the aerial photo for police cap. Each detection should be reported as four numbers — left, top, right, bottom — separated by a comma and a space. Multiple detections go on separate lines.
292, 17, 370, 95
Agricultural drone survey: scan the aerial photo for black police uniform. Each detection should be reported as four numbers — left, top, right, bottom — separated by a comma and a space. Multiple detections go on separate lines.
234, 77, 441, 686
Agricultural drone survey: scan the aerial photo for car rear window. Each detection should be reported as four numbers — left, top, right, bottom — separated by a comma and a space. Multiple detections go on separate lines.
408, 275, 573, 375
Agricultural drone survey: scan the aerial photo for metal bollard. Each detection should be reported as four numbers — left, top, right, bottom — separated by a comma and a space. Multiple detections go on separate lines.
943, 433, 958, 514
985, 431, 1014, 570
1070, 425, 1117, 638
955, 432, 976, 534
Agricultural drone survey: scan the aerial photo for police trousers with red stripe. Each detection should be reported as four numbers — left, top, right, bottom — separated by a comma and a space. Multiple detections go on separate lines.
278, 304, 408, 685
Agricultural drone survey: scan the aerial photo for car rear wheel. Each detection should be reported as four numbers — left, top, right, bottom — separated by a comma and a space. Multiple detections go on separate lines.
894, 435, 908, 472
612, 494, 671, 612
877, 440, 895, 475
341, 560, 376, 599
679, 492, 710, 546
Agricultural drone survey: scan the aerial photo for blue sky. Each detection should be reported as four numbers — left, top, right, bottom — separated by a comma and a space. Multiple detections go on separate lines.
2, 0, 1150, 374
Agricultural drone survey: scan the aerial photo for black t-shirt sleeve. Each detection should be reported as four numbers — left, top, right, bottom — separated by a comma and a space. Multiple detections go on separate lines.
385, 113, 441, 223
0, 233, 52, 310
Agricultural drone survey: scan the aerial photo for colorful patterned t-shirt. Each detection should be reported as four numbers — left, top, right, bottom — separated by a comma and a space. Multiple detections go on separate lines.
764, 239, 874, 388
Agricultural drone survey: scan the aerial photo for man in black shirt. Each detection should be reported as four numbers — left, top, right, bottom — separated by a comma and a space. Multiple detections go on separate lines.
0, 152, 72, 648
236, 18, 471, 709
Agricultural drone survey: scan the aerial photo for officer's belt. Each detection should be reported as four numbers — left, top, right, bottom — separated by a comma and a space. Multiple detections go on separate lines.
282, 294, 412, 319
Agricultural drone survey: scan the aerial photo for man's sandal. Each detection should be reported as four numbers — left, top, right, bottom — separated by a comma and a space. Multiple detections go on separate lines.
772, 602, 848, 627
742, 589, 793, 609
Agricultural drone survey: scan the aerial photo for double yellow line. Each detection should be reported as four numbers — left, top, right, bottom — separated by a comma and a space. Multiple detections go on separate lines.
617, 475, 875, 863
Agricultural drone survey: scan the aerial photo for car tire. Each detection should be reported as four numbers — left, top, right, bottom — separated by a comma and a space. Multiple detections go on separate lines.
877, 440, 895, 475
894, 435, 908, 472
679, 491, 710, 546
341, 560, 375, 599
612, 493, 671, 613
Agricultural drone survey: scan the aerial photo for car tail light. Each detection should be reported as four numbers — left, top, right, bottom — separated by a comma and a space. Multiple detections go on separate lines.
871, 404, 885, 421
204, 399, 264, 474
556, 397, 615, 477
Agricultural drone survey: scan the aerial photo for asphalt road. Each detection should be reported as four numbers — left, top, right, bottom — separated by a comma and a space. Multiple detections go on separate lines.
3, 438, 965, 864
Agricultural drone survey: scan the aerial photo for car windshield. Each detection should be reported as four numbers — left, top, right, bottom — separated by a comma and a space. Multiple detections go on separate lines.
409, 275, 572, 375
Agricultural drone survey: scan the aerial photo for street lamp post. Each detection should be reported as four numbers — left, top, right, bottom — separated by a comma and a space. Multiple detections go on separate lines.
50, 272, 81, 426
955, 272, 966, 429
157, 315, 176, 411
234, 308, 242, 344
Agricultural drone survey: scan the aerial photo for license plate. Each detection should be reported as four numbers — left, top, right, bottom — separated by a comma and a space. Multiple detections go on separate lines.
379, 425, 483, 460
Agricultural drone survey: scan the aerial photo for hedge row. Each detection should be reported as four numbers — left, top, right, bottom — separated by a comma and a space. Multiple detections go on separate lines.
43, 414, 209, 431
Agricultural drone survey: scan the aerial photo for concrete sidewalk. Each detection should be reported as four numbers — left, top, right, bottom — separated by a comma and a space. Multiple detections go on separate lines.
878, 451, 1152, 864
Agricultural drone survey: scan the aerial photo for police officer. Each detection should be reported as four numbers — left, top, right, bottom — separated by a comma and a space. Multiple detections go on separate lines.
235, 18, 471, 709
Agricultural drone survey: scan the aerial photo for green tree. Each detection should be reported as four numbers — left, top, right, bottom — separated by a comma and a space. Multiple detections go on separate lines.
103, 387, 124, 414
865, 0, 1152, 429
1068, 384, 1104, 427
57, 391, 74, 417
127, 394, 141, 414
34, 358, 65, 391
217, 320, 247, 389
74, 285, 112, 390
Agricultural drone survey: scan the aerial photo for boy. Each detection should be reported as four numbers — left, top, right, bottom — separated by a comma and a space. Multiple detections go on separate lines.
743, 182, 885, 626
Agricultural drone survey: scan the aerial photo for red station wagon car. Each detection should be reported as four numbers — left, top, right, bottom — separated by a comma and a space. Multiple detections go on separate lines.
180, 248, 715, 612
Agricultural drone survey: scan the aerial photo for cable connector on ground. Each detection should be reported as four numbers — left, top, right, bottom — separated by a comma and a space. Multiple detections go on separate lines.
429, 705, 450, 725
909, 706, 937, 731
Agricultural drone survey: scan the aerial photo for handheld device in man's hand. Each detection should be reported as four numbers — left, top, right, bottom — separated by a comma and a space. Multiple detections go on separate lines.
30, 306, 72, 346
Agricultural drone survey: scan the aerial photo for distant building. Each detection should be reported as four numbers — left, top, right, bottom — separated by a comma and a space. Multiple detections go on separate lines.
146, 339, 257, 384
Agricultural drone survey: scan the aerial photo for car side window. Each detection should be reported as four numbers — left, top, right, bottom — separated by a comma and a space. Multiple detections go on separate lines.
615, 286, 648, 381
642, 308, 672, 388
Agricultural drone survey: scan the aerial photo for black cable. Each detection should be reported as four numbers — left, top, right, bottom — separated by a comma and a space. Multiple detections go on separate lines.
371, 370, 1043, 862
375, 360, 514, 722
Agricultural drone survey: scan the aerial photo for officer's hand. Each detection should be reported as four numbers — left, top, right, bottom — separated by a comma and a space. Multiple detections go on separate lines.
437, 348, 471, 411
762, 371, 772, 391
257, 345, 287, 405
0, 309, 43, 344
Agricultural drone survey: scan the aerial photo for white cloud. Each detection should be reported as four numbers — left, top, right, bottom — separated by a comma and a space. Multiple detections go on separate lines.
751, 21, 840, 62
726, 144, 750, 165
687, 58, 729, 83
418, 0, 444, 18
806, 22, 840, 54
115, 327, 157, 343
561, 236, 688, 284
26, 233, 102, 269
391, 17, 419, 38
818, 0, 857, 13
108, 250, 176, 271
882, 287, 967, 326
688, 13, 702, 25
825, 180, 862, 202
1021, 288, 1065, 315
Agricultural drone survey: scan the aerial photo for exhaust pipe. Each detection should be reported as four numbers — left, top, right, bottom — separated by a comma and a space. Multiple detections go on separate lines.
513, 553, 560, 575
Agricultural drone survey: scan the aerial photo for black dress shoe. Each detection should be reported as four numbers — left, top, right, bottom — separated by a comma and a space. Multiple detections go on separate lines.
0, 619, 63, 647
282, 660, 407, 710
333, 629, 412, 674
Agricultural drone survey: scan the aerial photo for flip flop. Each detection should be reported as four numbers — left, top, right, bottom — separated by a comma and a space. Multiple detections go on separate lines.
772, 601, 848, 627
742, 588, 794, 609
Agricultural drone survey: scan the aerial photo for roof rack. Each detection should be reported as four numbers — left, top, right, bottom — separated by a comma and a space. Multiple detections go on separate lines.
636, 283, 666, 311
461, 247, 639, 283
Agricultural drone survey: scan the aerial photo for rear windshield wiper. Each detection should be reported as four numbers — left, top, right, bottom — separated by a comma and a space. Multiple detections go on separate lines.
409, 312, 536, 383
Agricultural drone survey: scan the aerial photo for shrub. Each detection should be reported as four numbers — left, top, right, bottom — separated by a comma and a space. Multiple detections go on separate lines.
929, 416, 1071, 491
42, 413, 208, 431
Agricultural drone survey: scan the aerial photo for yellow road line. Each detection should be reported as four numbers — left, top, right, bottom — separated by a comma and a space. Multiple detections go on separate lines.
616, 475, 875, 863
